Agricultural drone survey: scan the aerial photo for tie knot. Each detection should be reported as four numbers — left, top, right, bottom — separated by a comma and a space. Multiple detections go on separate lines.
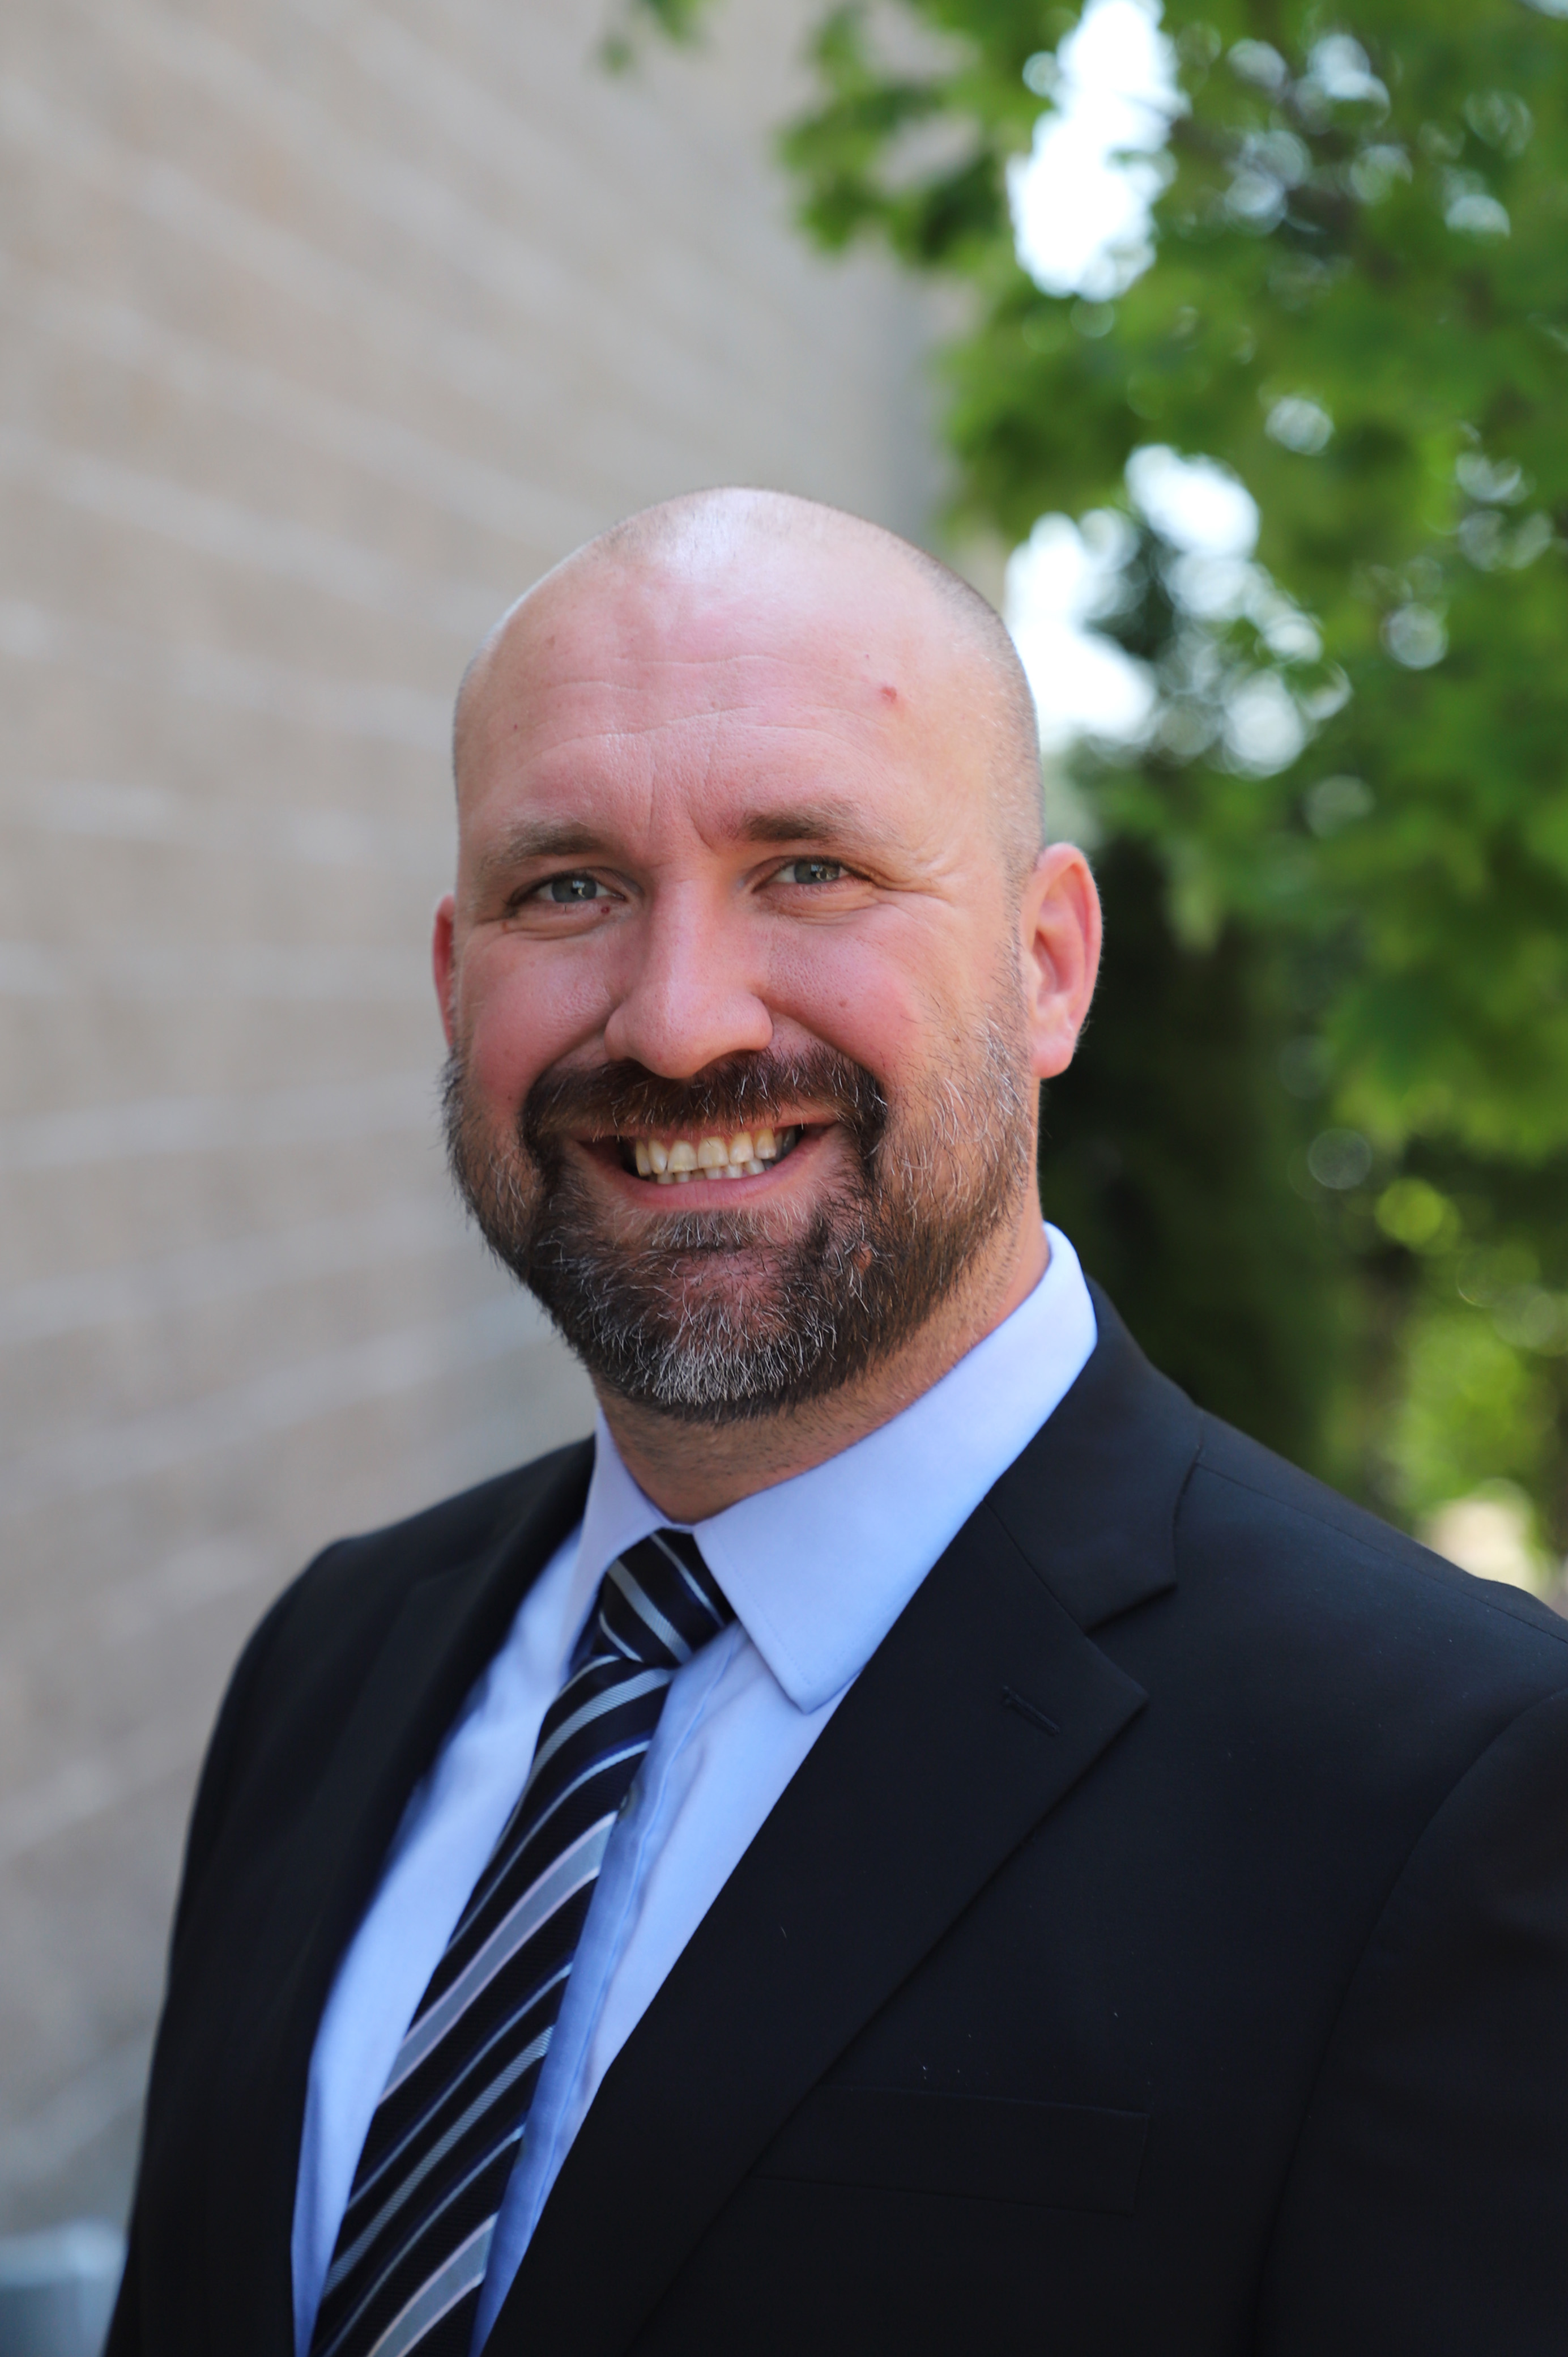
593, 1528, 733, 1671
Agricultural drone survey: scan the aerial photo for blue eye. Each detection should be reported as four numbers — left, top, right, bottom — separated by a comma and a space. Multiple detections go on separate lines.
540, 874, 607, 903
780, 858, 846, 885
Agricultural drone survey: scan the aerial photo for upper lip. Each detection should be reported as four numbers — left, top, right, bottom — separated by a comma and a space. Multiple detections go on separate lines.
572, 1114, 825, 1145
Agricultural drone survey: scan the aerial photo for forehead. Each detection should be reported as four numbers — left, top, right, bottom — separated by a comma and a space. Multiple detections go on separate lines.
457, 550, 978, 853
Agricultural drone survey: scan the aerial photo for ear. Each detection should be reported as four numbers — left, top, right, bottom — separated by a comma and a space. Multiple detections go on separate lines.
1020, 844, 1102, 1081
432, 894, 458, 1050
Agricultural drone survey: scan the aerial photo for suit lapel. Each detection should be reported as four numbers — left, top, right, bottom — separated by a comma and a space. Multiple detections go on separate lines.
498, 1299, 1199, 2356
204, 1443, 594, 2356
988, 1282, 1202, 1631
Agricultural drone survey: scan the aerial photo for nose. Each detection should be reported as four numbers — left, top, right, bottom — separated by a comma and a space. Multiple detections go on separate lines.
601, 887, 773, 1076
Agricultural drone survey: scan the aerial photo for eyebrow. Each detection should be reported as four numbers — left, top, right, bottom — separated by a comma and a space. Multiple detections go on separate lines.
473, 820, 608, 888
476, 799, 893, 878
737, 799, 872, 846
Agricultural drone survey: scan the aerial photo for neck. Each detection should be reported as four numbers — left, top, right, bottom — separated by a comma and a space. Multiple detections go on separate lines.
595, 1206, 1049, 1524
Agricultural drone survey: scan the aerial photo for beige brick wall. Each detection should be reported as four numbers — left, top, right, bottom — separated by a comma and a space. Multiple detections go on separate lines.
0, 0, 936, 2231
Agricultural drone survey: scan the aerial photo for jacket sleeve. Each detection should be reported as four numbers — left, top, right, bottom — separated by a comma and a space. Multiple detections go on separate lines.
103, 1556, 323, 2357
1259, 1680, 1568, 2354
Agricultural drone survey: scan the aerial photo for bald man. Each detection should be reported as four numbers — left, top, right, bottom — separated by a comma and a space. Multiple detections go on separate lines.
114, 492, 1568, 2357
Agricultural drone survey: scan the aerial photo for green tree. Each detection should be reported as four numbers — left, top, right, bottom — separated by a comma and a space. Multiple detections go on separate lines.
630, 0, 1568, 1562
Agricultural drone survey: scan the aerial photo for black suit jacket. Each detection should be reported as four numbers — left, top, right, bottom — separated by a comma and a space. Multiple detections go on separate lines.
110, 1292, 1568, 2355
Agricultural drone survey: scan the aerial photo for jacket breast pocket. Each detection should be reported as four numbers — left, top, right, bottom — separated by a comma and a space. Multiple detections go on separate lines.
752, 2087, 1149, 2215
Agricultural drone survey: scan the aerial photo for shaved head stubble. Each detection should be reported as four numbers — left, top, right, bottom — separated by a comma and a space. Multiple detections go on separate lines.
443, 488, 1046, 1424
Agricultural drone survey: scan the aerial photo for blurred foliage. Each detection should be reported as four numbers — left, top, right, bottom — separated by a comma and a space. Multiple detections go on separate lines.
1037, 840, 1351, 1475
602, 0, 713, 71
637, 0, 1568, 1552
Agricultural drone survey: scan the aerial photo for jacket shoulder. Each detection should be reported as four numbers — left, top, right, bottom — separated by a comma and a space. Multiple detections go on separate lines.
1184, 1410, 1568, 1662
170, 1437, 594, 1949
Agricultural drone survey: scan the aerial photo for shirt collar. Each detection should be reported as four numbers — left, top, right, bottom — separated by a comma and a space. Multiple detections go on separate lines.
573, 1224, 1097, 1714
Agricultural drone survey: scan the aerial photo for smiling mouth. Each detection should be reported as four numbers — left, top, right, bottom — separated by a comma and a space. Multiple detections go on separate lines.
606, 1124, 806, 1186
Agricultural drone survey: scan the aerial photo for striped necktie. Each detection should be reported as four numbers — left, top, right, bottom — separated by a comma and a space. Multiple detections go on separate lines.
308, 1529, 733, 2357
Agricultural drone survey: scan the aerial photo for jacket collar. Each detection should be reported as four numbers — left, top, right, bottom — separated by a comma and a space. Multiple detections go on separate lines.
492, 1290, 1200, 2356
987, 1280, 1200, 1631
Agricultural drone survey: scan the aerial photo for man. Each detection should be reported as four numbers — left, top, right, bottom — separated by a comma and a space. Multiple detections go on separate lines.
112, 491, 1567, 2357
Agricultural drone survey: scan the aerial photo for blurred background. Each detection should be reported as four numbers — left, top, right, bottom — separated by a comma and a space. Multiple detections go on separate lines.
5, 0, 1568, 2328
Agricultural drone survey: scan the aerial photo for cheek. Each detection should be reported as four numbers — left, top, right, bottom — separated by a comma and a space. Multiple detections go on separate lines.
762, 924, 932, 1082
458, 935, 612, 1107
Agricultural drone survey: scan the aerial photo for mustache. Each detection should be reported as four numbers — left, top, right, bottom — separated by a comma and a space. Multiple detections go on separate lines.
519, 1048, 888, 1156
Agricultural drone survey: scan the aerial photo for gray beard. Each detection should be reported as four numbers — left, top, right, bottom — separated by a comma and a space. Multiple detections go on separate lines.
443, 1026, 1033, 1424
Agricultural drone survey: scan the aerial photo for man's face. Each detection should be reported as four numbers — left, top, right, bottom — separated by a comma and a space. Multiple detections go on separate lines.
437, 541, 1061, 1420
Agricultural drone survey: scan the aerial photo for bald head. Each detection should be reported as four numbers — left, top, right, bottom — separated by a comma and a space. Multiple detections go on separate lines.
454, 488, 1045, 883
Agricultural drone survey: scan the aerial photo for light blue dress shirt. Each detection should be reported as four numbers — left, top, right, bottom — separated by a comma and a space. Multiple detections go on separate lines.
291, 1225, 1097, 2354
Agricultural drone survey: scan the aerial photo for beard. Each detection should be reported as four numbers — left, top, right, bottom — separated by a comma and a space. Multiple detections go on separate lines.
443, 1010, 1034, 1425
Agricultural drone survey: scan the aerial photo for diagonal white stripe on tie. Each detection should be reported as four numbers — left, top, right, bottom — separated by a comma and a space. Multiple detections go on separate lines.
364, 2219, 495, 2357
325, 2030, 549, 2293
382, 1818, 613, 2096
518, 1665, 671, 1801
606, 1557, 693, 1663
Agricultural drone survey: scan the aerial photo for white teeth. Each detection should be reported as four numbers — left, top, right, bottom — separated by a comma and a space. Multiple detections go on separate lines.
626, 1122, 801, 1181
